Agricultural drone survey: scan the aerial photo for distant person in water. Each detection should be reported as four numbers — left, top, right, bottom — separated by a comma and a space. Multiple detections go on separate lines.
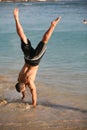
83, 19, 87, 24
13, 8, 61, 107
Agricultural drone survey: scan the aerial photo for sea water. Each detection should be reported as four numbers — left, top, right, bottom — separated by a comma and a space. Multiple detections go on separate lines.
0, 0, 87, 94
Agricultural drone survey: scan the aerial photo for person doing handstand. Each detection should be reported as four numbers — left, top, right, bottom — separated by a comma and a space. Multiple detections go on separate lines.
13, 8, 61, 107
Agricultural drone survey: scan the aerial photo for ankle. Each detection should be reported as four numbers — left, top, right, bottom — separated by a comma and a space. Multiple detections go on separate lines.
51, 17, 61, 27
51, 21, 57, 28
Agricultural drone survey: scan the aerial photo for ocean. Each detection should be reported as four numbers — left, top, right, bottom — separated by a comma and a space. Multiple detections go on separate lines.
0, 1, 87, 129
0, 0, 87, 89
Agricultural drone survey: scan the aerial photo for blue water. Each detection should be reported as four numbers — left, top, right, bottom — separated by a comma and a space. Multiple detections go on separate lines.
0, 0, 87, 91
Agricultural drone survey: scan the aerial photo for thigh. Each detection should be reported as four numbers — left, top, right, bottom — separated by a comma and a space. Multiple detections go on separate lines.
34, 41, 46, 56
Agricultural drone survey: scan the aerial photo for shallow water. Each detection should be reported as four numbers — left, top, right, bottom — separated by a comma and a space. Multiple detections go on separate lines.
0, 75, 87, 130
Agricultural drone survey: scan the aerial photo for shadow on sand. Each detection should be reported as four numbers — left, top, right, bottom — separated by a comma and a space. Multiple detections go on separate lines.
40, 101, 87, 114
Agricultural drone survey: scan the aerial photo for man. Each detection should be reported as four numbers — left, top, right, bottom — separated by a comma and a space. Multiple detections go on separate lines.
13, 8, 61, 107
83, 19, 87, 24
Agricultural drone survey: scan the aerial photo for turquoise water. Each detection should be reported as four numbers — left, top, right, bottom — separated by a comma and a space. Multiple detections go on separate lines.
0, 1, 87, 92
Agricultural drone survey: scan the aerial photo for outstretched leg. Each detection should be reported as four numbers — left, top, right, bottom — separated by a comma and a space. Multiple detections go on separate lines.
42, 17, 61, 44
13, 8, 28, 44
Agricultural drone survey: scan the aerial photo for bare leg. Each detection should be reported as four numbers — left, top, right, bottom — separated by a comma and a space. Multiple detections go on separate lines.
13, 8, 28, 44
42, 17, 61, 44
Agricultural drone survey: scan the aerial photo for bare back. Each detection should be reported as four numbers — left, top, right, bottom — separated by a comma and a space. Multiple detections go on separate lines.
18, 63, 38, 84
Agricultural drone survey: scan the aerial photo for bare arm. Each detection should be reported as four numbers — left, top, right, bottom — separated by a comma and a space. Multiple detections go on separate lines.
18, 64, 29, 83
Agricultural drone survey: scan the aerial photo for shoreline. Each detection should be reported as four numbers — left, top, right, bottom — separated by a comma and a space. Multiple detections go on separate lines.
0, 75, 87, 130
0, 0, 58, 2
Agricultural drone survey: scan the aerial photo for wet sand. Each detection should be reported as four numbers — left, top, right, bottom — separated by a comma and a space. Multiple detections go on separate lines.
0, 75, 87, 130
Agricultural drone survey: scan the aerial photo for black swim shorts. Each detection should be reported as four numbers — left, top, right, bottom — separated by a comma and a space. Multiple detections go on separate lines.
21, 39, 47, 66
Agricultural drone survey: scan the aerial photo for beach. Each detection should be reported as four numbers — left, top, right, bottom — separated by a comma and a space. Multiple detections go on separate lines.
0, 74, 87, 130
0, 1, 87, 129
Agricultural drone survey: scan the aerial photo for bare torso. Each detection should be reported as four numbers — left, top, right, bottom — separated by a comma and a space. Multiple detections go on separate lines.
18, 63, 39, 84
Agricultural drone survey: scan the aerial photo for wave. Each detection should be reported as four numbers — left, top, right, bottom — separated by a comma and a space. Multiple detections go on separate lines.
18, 2, 32, 7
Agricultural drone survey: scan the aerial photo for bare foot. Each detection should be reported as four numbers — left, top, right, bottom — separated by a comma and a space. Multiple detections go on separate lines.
13, 8, 19, 20
51, 17, 61, 27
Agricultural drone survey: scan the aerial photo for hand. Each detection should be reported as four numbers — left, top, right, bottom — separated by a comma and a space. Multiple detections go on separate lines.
21, 91, 25, 100
21, 95, 25, 100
